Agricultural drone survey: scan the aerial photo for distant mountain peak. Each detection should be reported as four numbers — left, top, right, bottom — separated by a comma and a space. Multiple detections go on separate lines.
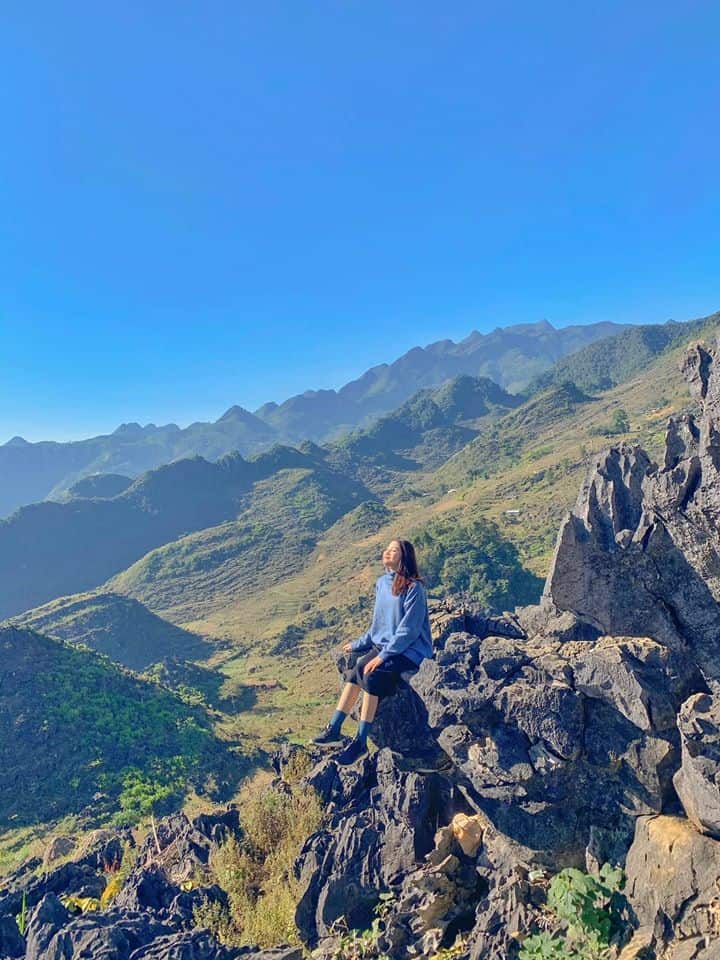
254, 401, 279, 417
113, 422, 145, 435
4, 435, 29, 447
217, 404, 258, 423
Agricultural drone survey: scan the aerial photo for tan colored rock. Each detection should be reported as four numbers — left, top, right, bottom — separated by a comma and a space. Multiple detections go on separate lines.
451, 812, 485, 857
625, 814, 720, 957
42, 835, 76, 867
618, 928, 655, 960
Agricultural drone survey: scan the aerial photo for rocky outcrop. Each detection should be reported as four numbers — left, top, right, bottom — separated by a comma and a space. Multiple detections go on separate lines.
0, 829, 130, 919
0, 809, 300, 960
542, 340, 720, 683
295, 335, 720, 959
295, 748, 458, 943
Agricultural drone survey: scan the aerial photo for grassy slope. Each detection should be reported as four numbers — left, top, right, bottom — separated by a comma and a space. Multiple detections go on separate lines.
7, 590, 214, 671
0, 626, 248, 832
108, 467, 374, 623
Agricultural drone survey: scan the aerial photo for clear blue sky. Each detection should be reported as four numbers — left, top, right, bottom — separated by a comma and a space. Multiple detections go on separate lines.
2, 1, 719, 442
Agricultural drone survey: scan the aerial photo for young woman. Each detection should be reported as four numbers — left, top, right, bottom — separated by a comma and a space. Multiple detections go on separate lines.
313, 538, 433, 765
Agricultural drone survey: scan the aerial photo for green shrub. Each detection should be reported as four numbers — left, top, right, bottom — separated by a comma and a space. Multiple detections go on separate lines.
520, 863, 627, 960
16, 636, 236, 829
412, 516, 543, 610
589, 408, 630, 438
195, 776, 323, 948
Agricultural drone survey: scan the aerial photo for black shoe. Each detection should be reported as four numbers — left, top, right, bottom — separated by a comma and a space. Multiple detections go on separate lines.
335, 739, 369, 766
312, 724, 345, 746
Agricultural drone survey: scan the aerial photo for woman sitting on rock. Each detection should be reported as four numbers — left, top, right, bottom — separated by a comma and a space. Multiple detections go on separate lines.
313, 538, 433, 766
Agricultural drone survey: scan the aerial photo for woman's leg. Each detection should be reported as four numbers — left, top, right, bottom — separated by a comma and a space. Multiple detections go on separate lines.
359, 692, 379, 723
341, 692, 378, 757
338, 682, 361, 714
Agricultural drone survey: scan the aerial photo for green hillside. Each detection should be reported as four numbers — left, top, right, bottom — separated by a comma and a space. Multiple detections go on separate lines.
527, 313, 718, 395
0, 318, 627, 518
109, 466, 374, 623
316, 375, 520, 509
0, 445, 364, 620
9, 591, 213, 670
0, 625, 246, 831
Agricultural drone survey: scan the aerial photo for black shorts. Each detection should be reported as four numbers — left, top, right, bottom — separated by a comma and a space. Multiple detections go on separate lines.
343, 646, 418, 699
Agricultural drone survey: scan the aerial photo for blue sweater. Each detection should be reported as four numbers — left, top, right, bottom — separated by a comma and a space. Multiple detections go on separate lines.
351, 571, 433, 665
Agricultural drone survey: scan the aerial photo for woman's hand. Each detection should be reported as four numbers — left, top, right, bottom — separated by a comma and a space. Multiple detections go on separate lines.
342, 642, 353, 653
363, 655, 383, 675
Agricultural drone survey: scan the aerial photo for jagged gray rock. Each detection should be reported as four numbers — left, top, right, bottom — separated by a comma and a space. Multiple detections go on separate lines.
0, 810, 248, 960
0, 830, 131, 919
295, 748, 458, 945
673, 692, 720, 838
296, 626, 699, 955
21, 893, 298, 960
391, 631, 691, 861
24, 895, 176, 960
543, 339, 720, 683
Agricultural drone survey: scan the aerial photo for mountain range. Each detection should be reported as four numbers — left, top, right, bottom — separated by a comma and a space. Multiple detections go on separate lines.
0, 318, 626, 517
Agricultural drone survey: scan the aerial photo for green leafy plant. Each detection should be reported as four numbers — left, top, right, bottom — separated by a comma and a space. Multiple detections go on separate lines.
520, 864, 627, 960
15, 891, 28, 937
325, 894, 395, 960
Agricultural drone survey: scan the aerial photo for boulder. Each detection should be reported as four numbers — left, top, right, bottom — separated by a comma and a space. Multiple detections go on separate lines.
625, 815, 720, 959
24, 895, 176, 960
42, 836, 77, 868
674, 693, 720, 837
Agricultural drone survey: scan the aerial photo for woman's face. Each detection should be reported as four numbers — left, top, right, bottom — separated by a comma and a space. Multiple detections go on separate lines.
382, 540, 402, 571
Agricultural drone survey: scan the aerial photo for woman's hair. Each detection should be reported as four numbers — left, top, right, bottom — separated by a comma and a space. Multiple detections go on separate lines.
391, 539, 423, 596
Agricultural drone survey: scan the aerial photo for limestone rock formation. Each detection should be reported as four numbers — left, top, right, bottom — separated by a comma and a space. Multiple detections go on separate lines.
294, 336, 720, 960
543, 340, 720, 683
674, 692, 720, 838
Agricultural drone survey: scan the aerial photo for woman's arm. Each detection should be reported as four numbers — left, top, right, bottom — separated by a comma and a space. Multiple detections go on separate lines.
350, 628, 373, 652
377, 582, 426, 660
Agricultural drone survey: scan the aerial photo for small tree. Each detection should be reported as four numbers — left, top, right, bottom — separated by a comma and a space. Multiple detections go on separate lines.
610, 409, 629, 434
